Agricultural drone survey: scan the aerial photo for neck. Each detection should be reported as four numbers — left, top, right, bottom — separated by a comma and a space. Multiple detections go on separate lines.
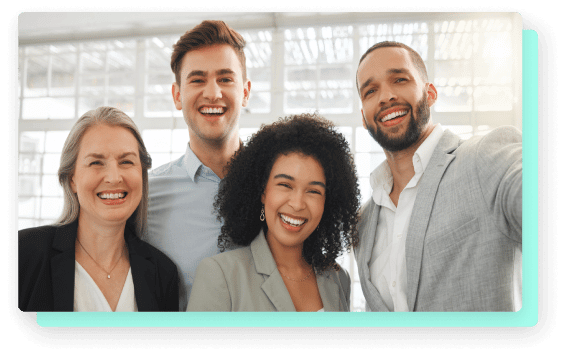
76, 214, 127, 262
385, 123, 436, 198
188, 134, 241, 179
265, 230, 310, 272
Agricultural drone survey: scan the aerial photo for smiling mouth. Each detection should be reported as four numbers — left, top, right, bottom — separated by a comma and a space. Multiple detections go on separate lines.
279, 213, 307, 227
380, 110, 409, 123
97, 192, 127, 200
199, 106, 226, 116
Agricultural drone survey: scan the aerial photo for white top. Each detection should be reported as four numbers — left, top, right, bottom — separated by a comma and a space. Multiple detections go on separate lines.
73, 261, 138, 312
368, 125, 444, 311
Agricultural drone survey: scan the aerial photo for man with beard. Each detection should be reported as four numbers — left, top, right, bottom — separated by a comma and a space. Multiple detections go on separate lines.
354, 41, 522, 312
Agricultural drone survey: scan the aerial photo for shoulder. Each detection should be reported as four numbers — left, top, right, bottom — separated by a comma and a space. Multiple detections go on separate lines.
457, 126, 521, 153
19, 225, 58, 255
322, 264, 350, 287
129, 236, 178, 276
149, 154, 186, 178
203, 246, 254, 270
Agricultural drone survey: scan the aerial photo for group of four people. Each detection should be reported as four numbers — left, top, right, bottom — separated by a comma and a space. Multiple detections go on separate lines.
19, 19, 522, 312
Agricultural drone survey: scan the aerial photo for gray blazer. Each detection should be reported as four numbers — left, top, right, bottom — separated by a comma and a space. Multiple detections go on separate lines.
355, 126, 522, 312
187, 230, 351, 311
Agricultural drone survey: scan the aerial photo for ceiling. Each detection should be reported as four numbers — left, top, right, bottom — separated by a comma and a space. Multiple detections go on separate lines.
19, 12, 497, 45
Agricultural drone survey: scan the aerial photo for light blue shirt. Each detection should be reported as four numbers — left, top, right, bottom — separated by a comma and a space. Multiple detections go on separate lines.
144, 143, 223, 311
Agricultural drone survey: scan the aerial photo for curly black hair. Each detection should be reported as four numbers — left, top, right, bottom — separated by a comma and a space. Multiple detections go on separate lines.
214, 113, 360, 273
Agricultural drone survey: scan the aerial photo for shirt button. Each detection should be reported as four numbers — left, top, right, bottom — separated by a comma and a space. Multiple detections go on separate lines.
392, 281, 396, 287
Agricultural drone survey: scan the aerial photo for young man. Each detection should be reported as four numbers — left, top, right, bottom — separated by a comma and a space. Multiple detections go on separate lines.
355, 41, 522, 312
144, 20, 251, 310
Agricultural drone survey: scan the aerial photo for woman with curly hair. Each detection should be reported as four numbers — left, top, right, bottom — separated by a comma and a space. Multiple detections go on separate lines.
187, 113, 360, 311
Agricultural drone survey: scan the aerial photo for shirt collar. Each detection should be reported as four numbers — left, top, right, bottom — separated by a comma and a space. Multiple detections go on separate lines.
369, 123, 444, 193
413, 124, 444, 174
182, 143, 205, 182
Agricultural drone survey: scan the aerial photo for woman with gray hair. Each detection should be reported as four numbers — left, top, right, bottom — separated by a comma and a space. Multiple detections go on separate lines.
19, 107, 179, 312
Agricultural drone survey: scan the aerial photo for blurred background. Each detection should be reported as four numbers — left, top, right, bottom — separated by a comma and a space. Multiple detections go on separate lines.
17, 12, 522, 311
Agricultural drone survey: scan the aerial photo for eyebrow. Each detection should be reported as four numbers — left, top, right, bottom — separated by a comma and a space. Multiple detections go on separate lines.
358, 68, 411, 93
274, 173, 327, 189
186, 68, 236, 79
84, 152, 138, 160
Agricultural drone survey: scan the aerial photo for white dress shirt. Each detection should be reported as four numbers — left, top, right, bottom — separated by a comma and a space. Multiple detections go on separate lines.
368, 124, 444, 311
73, 261, 137, 312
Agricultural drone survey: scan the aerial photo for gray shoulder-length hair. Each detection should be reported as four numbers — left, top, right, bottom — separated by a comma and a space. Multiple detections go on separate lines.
55, 106, 152, 238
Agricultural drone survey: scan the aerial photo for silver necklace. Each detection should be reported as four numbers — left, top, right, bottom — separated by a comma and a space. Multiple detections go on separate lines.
77, 239, 125, 279
278, 266, 313, 282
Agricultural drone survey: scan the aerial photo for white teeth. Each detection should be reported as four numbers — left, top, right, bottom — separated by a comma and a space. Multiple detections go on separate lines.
381, 110, 408, 122
99, 192, 125, 199
200, 107, 225, 114
280, 214, 306, 227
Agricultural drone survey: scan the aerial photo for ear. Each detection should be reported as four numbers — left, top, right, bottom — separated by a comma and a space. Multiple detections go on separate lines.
261, 191, 265, 205
172, 82, 183, 110
361, 109, 368, 130
241, 79, 251, 107
425, 83, 438, 107
70, 175, 77, 193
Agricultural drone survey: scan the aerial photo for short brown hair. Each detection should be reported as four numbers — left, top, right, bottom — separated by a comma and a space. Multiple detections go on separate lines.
171, 20, 247, 84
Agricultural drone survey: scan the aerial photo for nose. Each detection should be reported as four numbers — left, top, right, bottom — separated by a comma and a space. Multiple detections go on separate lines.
379, 84, 397, 105
203, 80, 222, 101
104, 161, 123, 184
288, 190, 306, 211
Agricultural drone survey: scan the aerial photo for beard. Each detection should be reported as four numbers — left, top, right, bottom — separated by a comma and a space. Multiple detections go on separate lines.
365, 91, 430, 152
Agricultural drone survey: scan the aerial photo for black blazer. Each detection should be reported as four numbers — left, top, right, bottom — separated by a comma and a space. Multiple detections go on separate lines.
18, 220, 179, 312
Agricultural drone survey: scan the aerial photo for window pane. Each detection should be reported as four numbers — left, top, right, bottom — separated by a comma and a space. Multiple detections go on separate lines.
246, 92, 270, 114
81, 50, 106, 73
25, 56, 48, 97
171, 129, 188, 152
44, 131, 70, 153
474, 86, 512, 111
51, 53, 77, 96
19, 132, 45, 153
143, 129, 172, 153
318, 89, 353, 114
355, 152, 386, 178
19, 153, 42, 174
21, 97, 75, 120
41, 197, 64, 219
42, 153, 60, 174
435, 86, 473, 112
42, 174, 64, 197
355, 127, 383, 153
145, 95, 174, 117
19, 196, 40, 219
284, 91, 316, 114
285, 67, 317, 90
78, 97, 105, 115
19, 175, 40, 197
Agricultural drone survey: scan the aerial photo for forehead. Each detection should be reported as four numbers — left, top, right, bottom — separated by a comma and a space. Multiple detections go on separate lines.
357, 47, 418, 84
270, 153, 326, 182
79, 124, 138, 154
179, 44, 243, 76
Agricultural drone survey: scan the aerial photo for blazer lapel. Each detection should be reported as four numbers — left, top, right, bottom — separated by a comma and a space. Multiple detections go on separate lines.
356, 200, 391, 311
126, 227, 159, 311
251, 231, 296, 312
316, 273, 339, 311
405, 130, 460, 311
50, 221, 78, 311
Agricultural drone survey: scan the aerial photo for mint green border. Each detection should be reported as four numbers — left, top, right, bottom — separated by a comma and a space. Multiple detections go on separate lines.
36, 30, 538, 328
